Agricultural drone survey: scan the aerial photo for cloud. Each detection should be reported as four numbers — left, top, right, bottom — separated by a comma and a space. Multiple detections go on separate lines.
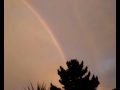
5, 0, 116, 90
26, 0, 116, 90
5, 0, 66, 90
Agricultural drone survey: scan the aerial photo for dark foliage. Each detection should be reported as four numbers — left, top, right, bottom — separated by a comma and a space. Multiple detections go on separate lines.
50, 83, 61, 90
50, 59, 100, 90
24, 82, 46, 90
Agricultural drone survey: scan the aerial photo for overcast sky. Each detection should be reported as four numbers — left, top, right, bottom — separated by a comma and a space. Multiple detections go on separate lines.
4, 0, 116, 90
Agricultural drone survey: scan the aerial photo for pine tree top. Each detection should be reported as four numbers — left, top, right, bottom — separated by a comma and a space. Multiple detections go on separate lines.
50, 59, 100, 90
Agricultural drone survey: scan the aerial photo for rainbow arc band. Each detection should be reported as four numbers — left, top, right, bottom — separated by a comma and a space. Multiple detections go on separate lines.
22, 0, 67, 67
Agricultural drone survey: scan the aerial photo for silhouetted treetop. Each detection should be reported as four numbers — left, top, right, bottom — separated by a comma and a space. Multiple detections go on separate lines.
50, 59, 100, 90
50, 83, 61, 90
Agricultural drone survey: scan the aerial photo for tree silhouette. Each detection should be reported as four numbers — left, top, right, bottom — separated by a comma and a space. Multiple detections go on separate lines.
50, 83, 61, 90
50, 59, 100, 90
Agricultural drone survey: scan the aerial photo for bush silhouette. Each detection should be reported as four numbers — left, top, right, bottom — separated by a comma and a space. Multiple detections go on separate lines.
50, 59, 100, 90
24, 82, 46, 90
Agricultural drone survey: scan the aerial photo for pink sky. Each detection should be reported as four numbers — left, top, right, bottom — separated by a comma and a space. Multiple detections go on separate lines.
4, 0, 116, 90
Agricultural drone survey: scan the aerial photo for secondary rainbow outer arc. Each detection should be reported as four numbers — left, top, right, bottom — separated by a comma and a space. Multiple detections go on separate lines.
22, 0, 67, 67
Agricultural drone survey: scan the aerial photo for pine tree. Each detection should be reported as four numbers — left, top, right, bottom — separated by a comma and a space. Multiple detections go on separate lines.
50, 59, 100, 90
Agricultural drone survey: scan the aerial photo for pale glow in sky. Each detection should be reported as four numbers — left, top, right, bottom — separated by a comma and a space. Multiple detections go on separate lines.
5, 0, 66, 90
4, 0, 116, 90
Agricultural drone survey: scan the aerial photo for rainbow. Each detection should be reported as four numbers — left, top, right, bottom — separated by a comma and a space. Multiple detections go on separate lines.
22, 0, 67, 66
